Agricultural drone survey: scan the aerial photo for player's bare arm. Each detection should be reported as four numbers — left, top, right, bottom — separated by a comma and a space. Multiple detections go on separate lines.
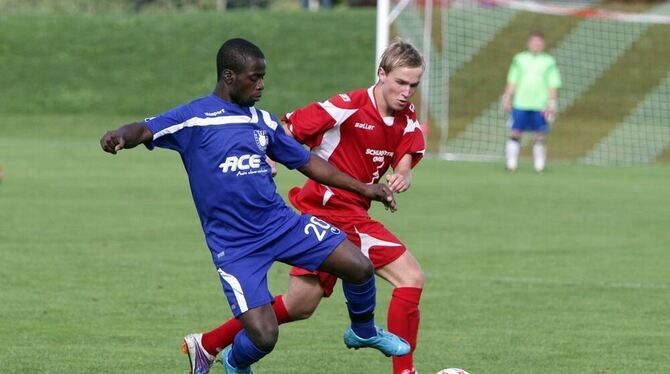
298, 154, 397, 212
281, 123, 294, 138
501, 83, 516, 113
543, 87, 558, 122
100, 122, 153, 154
386, 154, 413, 193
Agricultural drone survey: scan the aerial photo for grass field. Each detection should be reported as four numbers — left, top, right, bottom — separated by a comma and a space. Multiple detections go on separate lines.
1, 8, 669, 374
1, 115, 669, 373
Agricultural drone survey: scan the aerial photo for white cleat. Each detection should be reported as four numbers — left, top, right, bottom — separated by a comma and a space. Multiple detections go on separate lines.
182, 333, 215, 374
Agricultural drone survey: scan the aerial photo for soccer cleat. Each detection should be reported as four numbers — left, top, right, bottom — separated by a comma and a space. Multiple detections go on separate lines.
343, 326, 411, 357
182, 333, 216, 374
221, 346, 253, 374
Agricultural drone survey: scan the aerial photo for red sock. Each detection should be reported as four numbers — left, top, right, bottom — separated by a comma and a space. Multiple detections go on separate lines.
387, 287, 422, 374
201, 295, 293, 356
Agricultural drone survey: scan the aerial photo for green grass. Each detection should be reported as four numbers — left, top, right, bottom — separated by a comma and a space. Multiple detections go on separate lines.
0, 10, 376, 116
1, 9, 669, 373
1, 115, 669, 373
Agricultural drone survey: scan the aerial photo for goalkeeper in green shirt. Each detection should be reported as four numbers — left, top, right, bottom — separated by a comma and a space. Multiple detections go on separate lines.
501, 32, 561, 172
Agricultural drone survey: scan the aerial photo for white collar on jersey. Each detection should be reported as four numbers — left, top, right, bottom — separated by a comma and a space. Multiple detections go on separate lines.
368, 85, 395, 127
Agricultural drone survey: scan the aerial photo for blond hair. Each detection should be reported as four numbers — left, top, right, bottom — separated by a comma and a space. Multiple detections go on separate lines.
378, 39, 425, 74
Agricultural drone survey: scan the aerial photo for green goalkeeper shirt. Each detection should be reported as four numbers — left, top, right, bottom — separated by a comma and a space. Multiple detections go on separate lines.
507, 51, 561, 111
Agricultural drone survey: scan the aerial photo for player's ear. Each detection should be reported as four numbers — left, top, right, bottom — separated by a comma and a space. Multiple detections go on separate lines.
222, 69, 235, 85
377, 67, 387, 83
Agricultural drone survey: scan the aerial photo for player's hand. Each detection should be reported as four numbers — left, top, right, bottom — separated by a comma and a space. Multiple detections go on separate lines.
501, 96, 512, 113
364, 184, 397, 212
266, 156, 278, 177
543, 105, 557, 123
386, 173, 411, 193
542, 108, 556, 123
543, 99, 558, 123
100, 130, 126, 154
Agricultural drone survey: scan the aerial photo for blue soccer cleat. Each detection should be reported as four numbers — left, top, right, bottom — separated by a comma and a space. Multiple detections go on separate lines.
221, 346, 253, 374
343, 326, 411, 357
182, 333, 216, 374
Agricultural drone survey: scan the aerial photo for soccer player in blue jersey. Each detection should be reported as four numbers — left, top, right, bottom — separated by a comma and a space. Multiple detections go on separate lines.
100, 38, 410, 374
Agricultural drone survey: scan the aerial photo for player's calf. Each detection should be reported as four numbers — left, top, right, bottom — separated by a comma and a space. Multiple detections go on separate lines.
505, 137, 521, 171
533, 139, 546, 172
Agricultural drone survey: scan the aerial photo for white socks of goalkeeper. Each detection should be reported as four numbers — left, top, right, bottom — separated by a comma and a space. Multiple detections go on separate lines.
533, 141, 546, 172
505, 138, 520, 171
506, 138, 546, 172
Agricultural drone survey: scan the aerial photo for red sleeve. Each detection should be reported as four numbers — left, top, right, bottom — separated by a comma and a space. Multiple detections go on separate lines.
392, 107, 425, 169
282, 92, 360, 148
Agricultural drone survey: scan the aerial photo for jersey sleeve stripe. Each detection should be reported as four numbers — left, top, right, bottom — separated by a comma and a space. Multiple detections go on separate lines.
312, 124, 342, 161
319, 100, 358, 127
403, 116, 423, 135
259, 109, 278, 131
152, 109, 259, 140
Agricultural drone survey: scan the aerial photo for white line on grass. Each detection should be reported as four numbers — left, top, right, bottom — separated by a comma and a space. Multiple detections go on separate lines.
425, 273, 670, 289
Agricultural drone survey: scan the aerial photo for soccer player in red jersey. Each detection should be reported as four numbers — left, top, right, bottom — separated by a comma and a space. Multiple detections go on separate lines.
200, 39, 426, 374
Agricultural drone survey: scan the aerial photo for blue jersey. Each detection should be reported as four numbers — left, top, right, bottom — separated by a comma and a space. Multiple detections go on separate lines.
144, 94, 311, 257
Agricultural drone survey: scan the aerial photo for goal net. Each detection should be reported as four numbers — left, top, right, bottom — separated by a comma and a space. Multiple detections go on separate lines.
378, 0, 670, 165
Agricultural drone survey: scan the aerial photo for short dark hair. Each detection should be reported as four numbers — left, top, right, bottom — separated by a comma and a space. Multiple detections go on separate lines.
216, 38, 265, 80
529, 31, 545, 39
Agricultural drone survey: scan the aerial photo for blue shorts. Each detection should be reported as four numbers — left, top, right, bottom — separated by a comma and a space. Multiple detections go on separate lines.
214, 214, 346, 317
509, 108, 549, 133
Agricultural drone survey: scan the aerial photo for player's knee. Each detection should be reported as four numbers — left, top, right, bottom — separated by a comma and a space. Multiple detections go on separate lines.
350, 258, 374, 284
407, 267, 425, 288
291, 303, 317, 321
394, 262, 425, 288
247, 325, 278, 352
285, 292, 319, 321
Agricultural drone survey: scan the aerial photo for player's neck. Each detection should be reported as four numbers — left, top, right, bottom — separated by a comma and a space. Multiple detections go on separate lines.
213, 86, 231, 102
373, 84, 394, 117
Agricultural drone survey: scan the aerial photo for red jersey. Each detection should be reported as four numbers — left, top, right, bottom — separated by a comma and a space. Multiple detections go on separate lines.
282, 86, 425, 217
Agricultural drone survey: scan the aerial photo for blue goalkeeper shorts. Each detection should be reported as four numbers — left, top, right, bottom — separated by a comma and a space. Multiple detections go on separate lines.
509, 108, 549, 133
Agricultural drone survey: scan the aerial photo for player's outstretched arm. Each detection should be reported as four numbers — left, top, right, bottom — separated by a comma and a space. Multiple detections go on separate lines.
298, 154, 397, 212
100, 122, 153, 154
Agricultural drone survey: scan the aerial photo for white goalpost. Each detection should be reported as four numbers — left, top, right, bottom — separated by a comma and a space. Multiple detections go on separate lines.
378, 0, 670, 165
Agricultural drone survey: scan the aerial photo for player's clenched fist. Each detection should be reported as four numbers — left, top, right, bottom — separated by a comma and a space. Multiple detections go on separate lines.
100, 123, 153, 155
100, 130, 126, 154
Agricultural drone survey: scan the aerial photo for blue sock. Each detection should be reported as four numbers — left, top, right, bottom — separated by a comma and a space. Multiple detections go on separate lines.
228, 331, 269, 369
342, 276, 377, 338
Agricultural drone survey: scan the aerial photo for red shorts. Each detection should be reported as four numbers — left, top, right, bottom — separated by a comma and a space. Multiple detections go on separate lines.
289, 214, 406, 297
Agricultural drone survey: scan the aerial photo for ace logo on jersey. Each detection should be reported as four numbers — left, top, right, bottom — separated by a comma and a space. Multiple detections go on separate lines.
254, 130, 268, 152
219, 154, 262, 173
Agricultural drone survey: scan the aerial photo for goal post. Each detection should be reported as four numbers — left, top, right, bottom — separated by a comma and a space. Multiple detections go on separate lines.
379, 0, 670, 165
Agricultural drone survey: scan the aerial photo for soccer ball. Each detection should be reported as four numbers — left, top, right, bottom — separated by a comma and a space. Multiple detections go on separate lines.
436, 369, 470, 374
